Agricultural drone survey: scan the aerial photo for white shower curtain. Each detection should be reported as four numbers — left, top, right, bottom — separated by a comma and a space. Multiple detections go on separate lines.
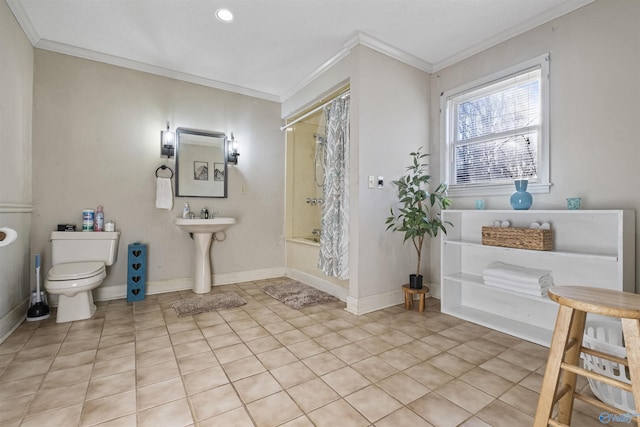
318, 95, 350, 280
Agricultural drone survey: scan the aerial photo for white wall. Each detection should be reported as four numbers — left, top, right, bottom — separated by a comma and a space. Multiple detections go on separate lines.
32, 51, 286, 299
429, 0, 640, 292
0, 0, 33, 339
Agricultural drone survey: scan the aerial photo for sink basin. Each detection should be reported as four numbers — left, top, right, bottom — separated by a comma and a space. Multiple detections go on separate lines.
175, 217, 236, 294
175, 217, 236, 234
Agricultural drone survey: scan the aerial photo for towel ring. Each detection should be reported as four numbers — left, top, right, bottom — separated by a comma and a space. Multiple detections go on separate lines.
155, 165, 174, 179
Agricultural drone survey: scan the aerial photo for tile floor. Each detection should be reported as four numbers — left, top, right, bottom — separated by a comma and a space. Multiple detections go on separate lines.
0, 278, 614, 426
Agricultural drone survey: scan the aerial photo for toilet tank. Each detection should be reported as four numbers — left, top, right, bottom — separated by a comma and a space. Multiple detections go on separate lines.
50, 231, 120, 266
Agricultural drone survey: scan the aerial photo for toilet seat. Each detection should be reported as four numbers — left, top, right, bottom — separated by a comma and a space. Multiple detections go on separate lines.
45, 262, 106, 295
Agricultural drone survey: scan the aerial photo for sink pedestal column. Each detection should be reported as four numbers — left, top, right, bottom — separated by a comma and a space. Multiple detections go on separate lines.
192, 233, 213, 294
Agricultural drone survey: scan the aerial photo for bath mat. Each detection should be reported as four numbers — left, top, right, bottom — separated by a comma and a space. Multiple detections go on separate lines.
171, 292, 246, 317
261, 280, 339, 310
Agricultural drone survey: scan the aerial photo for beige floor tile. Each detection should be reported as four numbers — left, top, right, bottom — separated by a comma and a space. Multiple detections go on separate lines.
459, 367, 514, 397
307, 399, 369, 427
21, 403, 83, 427
480, 357, 531, 383
377, 372, 431, 404
302, 351, 346, 376
244, 336, 283, 354
170, 329, 204, 345
86, 370, 136, 400
0, 394, 32, 424
98, 333, 133, 349
173, 338, 211, 359
135, 325, 168, 341
13, 343, 61, 363
464, 339, 508, 356
448, 343, 494, 365
236, 325, 271, 341
274, 329, 309, 346
458, 417, 493, 427
287, 339, 325, 359
50, 348, 97, 371
215, 343, 253, 364
498, 384, 539, 415
475, 399, 533, 427
190, 384, 243, 421
288, 378, 339, 412
421, 333, 460, 351
435, 379, 494, 413
299, 324, 333, 338
222, 355, 266, 381
207, 331, 243, 349
95, 341, 135, 362
246, 390, 303, 427
270, 361, 318, 388
497, 348, 547, 372
176, 350, 219, 374
234, 371, 283, 403
351, 355, 397, 382
330, 343, 371, 365
378, 347, 422, 370
279, 415, 315, 427
138, 398, 194, 427
135, 347, 175, 368
314, 332, 352, 350
345, 384, 403, 423
376, 407, 434, 427
137, 359, 180, 387
321, 366, 370, 396
427, 352, 475, 377
80, 389, 137, 426
92, 354, 136, 379
1, 357, 53, 382
0, 375, 43, 401
182, 365, 229, 395
257, 347, 298, 369
137, 376, 186, 410
409, 392, 472, 427
199, 406, 255, 427
135, 335, 173, 354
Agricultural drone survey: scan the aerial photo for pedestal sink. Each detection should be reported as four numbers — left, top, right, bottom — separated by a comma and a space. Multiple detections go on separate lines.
175, 217, 236, 294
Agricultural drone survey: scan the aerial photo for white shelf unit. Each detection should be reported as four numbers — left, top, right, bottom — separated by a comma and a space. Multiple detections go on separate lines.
441, 210, 635, 347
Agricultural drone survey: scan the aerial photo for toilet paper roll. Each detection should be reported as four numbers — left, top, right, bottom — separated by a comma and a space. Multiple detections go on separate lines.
0, 227, 18, 247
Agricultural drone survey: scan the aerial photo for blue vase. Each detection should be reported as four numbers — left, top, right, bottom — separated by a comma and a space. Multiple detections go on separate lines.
510, 179, 532, 210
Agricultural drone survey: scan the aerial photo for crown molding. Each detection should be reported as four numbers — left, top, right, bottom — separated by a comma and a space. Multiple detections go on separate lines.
34, 39, 281, 103
6, 0, 40, 44
432, 0, 595, 72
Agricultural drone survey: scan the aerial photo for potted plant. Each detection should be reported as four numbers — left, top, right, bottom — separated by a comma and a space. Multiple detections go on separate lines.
385, 148, 452, 289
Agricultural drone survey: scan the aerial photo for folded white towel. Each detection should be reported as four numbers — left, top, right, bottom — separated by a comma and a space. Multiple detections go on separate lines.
155, 177, 173, 210
484, 276, 554, 290
483, 262, 553, 286
483, 277, 551, 296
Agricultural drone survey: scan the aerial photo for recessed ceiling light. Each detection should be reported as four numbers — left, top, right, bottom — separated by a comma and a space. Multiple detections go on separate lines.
215, 8, 234, 23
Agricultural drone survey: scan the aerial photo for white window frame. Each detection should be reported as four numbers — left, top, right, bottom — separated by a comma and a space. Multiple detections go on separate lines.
440, 54, 551, 197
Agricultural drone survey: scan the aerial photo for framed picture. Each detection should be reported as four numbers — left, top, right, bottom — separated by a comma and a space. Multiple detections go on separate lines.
214, 163, 225, 181
194, 161, 208, 181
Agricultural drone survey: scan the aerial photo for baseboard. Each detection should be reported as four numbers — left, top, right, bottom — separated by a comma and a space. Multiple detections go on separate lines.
93, 267, 287, 301
346, 283, 435, 315
284, 268, 349, 302
0, 298, 29, 344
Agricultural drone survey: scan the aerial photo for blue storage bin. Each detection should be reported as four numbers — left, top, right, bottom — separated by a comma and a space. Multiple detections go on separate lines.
127, 242, 147, 302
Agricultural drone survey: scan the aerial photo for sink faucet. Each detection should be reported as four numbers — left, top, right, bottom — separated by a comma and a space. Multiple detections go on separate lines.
312, 228, 321, 236
200, 207, 210, 219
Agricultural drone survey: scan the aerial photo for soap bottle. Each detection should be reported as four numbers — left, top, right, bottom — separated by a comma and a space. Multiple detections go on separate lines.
94, 205, 104, 232
182, 202, 190, 219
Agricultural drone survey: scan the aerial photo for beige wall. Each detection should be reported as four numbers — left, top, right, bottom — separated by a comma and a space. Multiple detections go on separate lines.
32, 51, 286, 298
0, 0, 33, 338
429, 0, 640, 292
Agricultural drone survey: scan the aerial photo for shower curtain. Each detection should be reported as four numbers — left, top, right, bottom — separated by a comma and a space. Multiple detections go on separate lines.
318, 95, 350, 280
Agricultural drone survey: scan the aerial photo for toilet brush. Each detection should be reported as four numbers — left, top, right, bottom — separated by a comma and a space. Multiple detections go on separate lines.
26, 253, 51, 321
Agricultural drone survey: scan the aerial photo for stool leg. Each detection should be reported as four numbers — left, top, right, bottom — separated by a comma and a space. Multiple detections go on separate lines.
621, 319, 640, 424
404, 291, 411, 310
556, 309, 586, 424
534, 305, 577, 427
418, 294, 425, 312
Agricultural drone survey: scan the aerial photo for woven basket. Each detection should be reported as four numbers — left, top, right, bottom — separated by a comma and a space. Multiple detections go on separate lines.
481, 226, 553, 251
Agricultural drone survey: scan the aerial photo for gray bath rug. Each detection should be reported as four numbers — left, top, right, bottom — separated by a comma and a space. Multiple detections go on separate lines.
171, 292, 246, 317
261, 280, 339, 310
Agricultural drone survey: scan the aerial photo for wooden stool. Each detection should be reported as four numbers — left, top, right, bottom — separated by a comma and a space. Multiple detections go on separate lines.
402, 284, 429, 313
534, 286, 640, 426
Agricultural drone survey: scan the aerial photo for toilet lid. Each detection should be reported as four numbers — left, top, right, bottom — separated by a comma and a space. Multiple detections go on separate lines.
48, 262, 105, 280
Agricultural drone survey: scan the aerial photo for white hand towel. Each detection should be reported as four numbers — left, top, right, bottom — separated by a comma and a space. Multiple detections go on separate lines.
156, 177, 173, 210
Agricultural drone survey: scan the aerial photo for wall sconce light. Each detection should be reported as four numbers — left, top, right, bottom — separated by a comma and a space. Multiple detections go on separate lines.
227, 132, 239, 165
160, 122, 175, 158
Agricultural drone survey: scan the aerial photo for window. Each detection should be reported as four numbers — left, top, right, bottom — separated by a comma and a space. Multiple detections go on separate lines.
441, 54, 550, 196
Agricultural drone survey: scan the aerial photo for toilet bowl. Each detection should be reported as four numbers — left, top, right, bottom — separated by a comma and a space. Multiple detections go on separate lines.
45, 262, 106, 323
44, 231, 120, 323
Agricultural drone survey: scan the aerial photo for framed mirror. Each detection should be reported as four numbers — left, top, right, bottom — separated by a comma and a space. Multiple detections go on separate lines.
175, 127, 228, 198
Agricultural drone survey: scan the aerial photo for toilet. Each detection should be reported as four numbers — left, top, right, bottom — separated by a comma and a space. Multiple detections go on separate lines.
44, 231, 120, 323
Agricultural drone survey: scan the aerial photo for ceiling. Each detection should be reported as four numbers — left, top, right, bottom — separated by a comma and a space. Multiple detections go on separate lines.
7, 0, 593, 102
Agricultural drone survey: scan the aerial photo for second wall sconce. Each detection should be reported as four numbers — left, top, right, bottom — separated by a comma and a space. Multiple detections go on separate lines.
227, 132, 239, 165
160, 122, 175, 158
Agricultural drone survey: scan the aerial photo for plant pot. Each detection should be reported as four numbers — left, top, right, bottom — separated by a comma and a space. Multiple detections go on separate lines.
409, 274, 423, 289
